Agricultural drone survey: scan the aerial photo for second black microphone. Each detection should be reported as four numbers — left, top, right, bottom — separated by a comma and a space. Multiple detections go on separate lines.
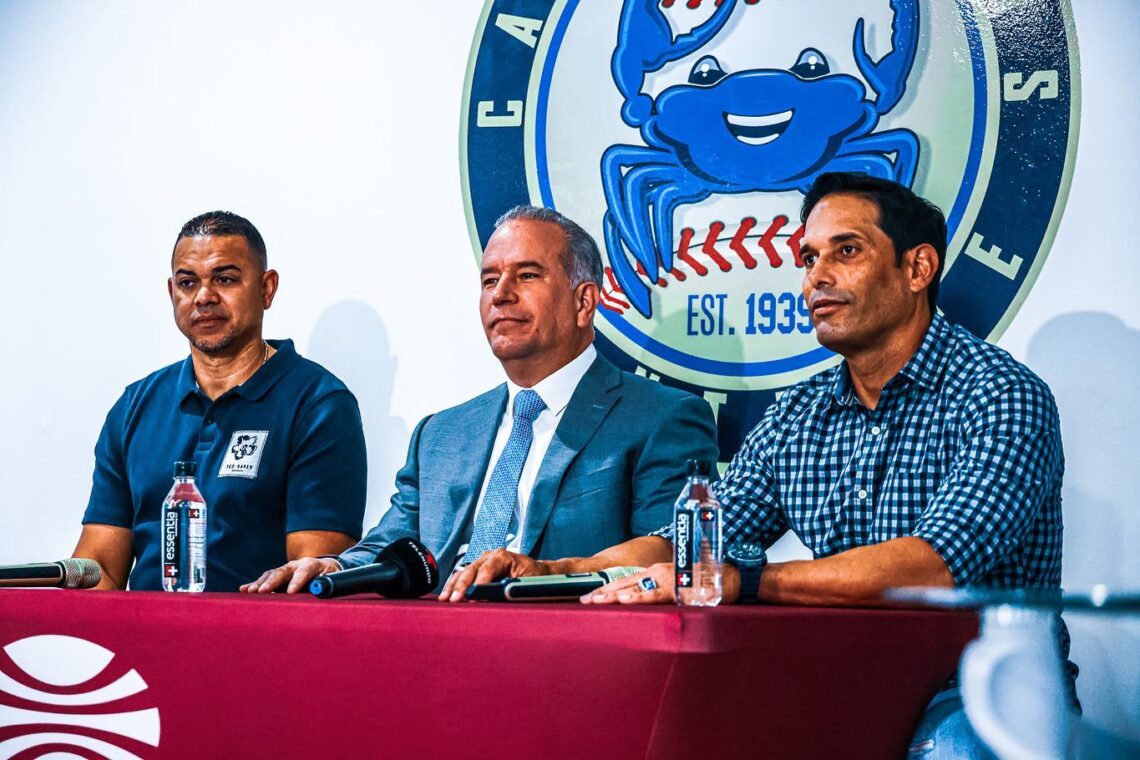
308, 538, 438, 599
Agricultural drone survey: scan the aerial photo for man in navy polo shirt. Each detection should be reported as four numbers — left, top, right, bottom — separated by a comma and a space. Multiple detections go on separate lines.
73, 211, 367, 591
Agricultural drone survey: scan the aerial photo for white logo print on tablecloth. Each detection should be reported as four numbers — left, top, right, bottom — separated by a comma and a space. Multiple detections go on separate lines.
0, 634, 160, 758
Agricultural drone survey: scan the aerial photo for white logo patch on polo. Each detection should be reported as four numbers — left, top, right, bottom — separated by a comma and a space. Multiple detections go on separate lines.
219, 430, 269, 479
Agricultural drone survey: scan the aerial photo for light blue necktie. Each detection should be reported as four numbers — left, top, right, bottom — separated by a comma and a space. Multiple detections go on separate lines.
465, 389, 546, 561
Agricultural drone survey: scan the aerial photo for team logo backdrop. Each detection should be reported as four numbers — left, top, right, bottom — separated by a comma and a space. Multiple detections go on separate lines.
461, 0, 1080, 459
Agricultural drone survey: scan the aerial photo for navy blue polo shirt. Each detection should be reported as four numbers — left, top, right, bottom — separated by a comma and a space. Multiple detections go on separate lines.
83, 339, 367, 591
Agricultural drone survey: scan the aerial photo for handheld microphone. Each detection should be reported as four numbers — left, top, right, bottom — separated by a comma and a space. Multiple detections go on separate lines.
0, 559, 102, 589
309, 538, 439, 599
465, 566, 644, 602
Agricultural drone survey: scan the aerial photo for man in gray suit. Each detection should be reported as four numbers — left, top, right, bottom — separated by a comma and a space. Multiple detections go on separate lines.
242, 206, 718, 596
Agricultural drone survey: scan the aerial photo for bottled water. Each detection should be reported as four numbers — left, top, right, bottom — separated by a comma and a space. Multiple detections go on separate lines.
673, 459, 722, 606
161, 461, 207, 592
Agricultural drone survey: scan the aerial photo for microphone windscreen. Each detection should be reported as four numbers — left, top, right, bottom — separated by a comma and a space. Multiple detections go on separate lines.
59, 558, 102, 589
376, 538, 439, 597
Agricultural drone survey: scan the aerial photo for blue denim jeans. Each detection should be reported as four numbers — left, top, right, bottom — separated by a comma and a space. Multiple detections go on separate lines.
908, 688, 996, 759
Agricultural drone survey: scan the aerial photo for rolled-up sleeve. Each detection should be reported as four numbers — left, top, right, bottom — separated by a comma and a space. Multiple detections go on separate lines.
912, 374, 1063, 585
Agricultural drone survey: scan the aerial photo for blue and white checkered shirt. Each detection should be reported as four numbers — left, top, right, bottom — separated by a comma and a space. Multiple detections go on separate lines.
669, 313, 1075, 699
664, 313, 1065, 590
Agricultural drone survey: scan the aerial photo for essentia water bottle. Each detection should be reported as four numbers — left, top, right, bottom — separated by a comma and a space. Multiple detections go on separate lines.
161, 461, 207, 592
673, 459, 722, 606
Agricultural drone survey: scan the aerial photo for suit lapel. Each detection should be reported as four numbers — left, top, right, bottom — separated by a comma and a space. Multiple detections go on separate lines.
440, 385, 507, 559
520, 356, 621, 555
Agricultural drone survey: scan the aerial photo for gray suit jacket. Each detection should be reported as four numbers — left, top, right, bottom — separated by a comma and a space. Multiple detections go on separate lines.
338, 354, 718, 589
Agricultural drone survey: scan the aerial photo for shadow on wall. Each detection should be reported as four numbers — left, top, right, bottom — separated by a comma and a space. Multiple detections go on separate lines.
307, 300, 409, 532
1027, 312, 1140, 739
1028, 312, 1140, 588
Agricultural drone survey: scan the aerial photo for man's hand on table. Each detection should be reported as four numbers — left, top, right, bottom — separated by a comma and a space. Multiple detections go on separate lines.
440, 548, 551, 602
580, 562, 742, 605
240, 557, 342, 594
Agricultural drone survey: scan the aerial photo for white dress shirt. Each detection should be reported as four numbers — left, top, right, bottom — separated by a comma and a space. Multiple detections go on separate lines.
459, 344, 598, 561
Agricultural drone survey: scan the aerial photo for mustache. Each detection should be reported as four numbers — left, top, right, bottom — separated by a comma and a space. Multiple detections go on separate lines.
808, 290, 853, 310
487, 312, 527, 325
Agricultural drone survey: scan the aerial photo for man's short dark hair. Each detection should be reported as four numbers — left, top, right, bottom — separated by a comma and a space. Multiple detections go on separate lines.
800, 173, 947, 310
173, 211, 268, 271
493, 205, 604, 289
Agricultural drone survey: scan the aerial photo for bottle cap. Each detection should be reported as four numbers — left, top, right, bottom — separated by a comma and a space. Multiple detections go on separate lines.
686, 459, 712, 477
174, 461, 197, 478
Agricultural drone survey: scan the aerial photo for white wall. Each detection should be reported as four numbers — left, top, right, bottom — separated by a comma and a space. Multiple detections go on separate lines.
0, 0, 1135, 741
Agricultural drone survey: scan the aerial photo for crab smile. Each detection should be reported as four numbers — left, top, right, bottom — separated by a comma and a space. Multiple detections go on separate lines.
723, 109, 794, 146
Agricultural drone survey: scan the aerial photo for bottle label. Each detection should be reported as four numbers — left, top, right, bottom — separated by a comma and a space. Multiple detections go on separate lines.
674, 508, 694, 589
188, 509, 206, 552
162, 501, 185, 580
699, 507, 722, 566
699, 507, 719, 538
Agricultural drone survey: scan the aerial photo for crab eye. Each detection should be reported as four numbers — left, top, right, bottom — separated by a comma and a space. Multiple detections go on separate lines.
790, 48, 830, 79
688, 55, 727, 86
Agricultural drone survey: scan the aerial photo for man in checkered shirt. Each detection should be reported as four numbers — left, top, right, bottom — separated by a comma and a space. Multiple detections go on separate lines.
451, 172, 1071, 757
455, 171, 1066, 608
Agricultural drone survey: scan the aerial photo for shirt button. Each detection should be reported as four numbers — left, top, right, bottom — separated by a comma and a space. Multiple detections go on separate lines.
870, 426, 881, 436
858, 489, 868, 499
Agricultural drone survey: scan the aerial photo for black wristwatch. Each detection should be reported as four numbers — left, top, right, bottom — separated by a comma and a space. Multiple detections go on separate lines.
726, 541, 767, 604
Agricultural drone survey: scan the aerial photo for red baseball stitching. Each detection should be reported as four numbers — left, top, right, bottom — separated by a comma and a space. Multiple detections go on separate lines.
659, 0, 761, 9
601, 267, 632, 312
600, 216, 805, 314
730, 217, 758, 269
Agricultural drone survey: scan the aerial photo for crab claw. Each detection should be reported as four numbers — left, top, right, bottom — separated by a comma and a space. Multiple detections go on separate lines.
612, 0, 739, 127
604, 211, 654, 318
854, 0, 919, 114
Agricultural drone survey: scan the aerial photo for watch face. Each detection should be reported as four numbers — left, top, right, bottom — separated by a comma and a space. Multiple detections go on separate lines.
729, 541, 765, 563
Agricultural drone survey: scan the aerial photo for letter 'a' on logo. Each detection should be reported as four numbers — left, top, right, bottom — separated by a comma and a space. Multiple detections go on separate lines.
461, 0, 1080, 460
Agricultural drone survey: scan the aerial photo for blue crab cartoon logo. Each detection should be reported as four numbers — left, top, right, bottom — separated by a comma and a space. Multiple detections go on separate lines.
604, 0, 919, 317
462, 0, 1079, 458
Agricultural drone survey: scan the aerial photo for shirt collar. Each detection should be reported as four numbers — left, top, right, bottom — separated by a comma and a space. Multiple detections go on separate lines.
176, 353, 200, 406
829, 313, 949, 406
829, 364, 857, 407
506, 343, 597, 417
177, 339, 298, 406
895, 313, 951, 392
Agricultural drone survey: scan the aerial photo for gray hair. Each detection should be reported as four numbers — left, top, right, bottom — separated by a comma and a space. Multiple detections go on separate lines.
493, 205, 603, 288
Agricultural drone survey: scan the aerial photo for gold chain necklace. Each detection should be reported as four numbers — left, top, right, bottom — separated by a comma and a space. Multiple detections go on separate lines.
262, 340, 270, 366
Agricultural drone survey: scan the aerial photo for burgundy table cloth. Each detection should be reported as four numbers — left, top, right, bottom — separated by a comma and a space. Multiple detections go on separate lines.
0, 590, 977, 759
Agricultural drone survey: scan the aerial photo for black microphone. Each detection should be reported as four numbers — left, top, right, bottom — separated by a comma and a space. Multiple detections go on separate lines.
309, 538, 439, 599
0, 559, 102, 589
